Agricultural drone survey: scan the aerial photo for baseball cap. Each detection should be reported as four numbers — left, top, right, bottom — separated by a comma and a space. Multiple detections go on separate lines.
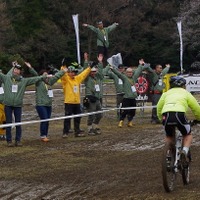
91, 67, 98, 72
118, 64, 125, 69
68, 66, 77, 72
96, 21, 103, 25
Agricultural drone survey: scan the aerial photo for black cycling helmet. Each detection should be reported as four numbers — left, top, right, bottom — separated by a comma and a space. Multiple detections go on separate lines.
170, 76, 186, 88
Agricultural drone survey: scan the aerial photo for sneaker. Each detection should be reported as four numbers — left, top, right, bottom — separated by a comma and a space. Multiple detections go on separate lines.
127, 121, 133, 127
75, 129, 85, 134
94, 128, 101, 135
62, 133, 68, 138
180, 150, 188, 168
15, 141, 23, 147
0, 135, 6, 141
7, 142, 14, 147
88, 129, 96, 136
41, 137, 50, 142
118, 120, 123, 128
69, 129, 73, 133
75, 133, 85, 137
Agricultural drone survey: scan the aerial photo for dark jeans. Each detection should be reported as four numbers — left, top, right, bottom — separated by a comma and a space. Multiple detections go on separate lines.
63, 103, 81, 134
36, 106, 52, 137
4, 105, 22, 142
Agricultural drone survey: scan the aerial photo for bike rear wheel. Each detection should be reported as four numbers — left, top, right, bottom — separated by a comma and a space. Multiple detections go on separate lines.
162, 144, 176, 192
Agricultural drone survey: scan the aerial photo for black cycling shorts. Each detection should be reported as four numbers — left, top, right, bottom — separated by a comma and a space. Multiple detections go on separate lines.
162, 112, 191, 137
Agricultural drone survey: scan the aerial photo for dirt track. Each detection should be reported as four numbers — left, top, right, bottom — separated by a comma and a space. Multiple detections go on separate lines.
0, 87, 200, 199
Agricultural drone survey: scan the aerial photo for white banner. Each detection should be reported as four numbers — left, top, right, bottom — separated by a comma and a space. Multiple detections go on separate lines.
72, 14, 81, 64
177, 21, 183, 73
107, 53, 122, 68
185, 76, 200, 92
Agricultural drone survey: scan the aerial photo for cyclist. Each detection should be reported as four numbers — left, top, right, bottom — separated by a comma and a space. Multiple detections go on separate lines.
157, 76, 200, 164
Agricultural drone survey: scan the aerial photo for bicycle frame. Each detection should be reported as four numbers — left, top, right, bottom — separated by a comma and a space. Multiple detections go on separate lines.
174, 131, 182, 173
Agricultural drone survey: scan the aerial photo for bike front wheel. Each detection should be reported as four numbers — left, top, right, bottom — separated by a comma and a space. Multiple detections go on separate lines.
162, 144, 176, 192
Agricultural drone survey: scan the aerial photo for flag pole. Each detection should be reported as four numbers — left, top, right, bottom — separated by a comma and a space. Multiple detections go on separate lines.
177, 21, 183, 74
72, 14, 81, 64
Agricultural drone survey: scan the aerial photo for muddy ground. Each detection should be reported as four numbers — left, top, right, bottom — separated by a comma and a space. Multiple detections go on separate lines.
0, 85, 200, 200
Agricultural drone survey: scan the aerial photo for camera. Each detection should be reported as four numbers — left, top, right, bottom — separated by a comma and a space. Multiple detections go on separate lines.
47, 65, 59, 75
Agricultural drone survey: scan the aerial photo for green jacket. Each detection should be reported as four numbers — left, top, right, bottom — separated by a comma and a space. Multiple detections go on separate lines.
87, 23, 118, 48
0, 71, 45, 107
104, 65, 124, 94
0, 67, 14, 103
84, 62, 104, 100
29, 68, 65, 106
111, 66, 144, 99
147, 66, 170, 92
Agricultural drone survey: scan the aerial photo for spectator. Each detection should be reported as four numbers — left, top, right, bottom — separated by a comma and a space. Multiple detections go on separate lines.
148, 64, 170, 124
61, 58, 85, 133
60, 62, 91, 138
82, 21, 119, 59
0, 66, 18, 140
84, 54, 104, 135
0, 61, 46, 147
25, 62, 67, 142
0, 70, 6, 140
104, 64, 126, 119
110, 64, 145, 127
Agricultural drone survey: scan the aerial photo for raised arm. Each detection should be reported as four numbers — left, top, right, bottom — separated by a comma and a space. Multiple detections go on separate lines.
82, 23, 98, 33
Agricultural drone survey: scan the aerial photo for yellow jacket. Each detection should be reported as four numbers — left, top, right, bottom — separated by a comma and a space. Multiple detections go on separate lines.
61, 67, 91, 104
157, 87, 200, 121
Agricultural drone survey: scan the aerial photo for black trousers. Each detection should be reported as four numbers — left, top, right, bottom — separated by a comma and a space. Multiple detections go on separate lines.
120, 98, 136, 121
63, 103, 81, 134
97, 45, 108, 58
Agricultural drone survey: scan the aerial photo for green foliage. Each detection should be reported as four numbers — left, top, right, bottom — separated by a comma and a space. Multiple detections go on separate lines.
0, 0, 195, 73
7, 0, 45, 38
0, 52, 25, 73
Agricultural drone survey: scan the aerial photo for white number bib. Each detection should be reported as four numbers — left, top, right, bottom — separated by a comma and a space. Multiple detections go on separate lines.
158, 79, 163, 86
95, 84, 100, 91
12, 85, 18, 93
0, 87, 4, 94
118, 79, 123, 85
48, 89, 53, 97
131, 85, 136, 92
73, 86, 78, 93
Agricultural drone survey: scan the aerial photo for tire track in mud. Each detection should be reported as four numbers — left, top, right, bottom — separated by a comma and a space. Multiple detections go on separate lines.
1, 88, 200, 199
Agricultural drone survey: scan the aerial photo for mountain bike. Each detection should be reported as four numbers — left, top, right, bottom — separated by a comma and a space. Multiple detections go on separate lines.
161, 120, 198, 192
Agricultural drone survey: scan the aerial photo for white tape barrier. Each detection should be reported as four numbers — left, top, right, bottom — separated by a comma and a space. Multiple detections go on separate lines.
0, 105, 156, 129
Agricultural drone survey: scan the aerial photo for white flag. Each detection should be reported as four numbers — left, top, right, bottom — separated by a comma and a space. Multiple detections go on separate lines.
177, 21, 183, 73
107, 53, 122, 68
72, 14, 81, 64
